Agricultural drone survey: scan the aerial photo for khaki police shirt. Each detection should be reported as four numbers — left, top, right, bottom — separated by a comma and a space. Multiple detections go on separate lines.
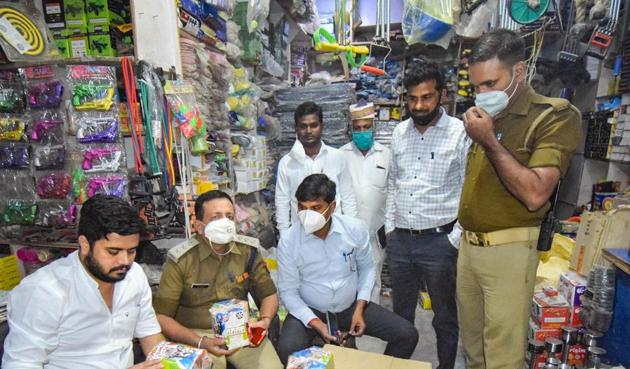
459, 86, 581, 232
153, 235, 277, 330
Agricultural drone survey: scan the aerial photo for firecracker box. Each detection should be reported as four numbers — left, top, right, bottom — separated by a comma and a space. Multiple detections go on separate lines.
559, 272, 588, 308
147, 341, 212, 369
63, 0, 87, 28
568, 344, 587, 367
86, 0, 132, 25
287, 346, 334, 369
67, 27, 89, 57
531, 290, 571, 329
43, 0, 66, 29
528, 318, 562, 342
88, 24, 115, 57
209, 299, 250, 350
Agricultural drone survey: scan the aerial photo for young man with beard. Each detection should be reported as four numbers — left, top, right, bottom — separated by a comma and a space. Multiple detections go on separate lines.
385, 58, 469, 369
275, 101, 357, 236
3, 195, 165, 369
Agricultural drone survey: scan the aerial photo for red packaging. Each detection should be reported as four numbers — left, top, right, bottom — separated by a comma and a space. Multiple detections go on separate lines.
568, 344, 587, 366
531, 291, 571, 329
569, 306, 584, 327
528, 318, 562, 342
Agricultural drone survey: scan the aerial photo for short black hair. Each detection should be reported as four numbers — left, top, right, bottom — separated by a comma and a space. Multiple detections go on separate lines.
294, 101, 323, 125
295, 174, 336, 203
469, 29, 525, 67
194, 190, 233, 220
78, 195, 145, 246
403, 57, 445, 91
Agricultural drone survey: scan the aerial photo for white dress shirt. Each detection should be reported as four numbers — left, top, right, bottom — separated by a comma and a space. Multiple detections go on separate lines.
385, 109, 470, 246
275, 140, 358, 233
277, 214, 375, 326
340, 141, 390, 235
2, 251, 161, 369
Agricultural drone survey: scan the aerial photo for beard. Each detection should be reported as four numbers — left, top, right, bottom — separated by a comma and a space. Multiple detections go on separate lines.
409, 101, 441, 126
85, 250, 131, 283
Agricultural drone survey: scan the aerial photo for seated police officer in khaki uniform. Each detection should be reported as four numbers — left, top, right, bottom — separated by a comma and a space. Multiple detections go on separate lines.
458, 29, 581, 369
153, 190, 283, 369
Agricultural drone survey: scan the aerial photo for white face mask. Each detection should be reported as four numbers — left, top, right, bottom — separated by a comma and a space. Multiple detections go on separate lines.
474, 68, 520, 117
204, 217, 236, 245
298, 203, 332, 234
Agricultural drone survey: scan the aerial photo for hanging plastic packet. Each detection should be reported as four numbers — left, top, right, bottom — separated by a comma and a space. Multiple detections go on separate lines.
36, 201, 77, 228
21, 65, 64, 109
164, 80, 205, 139
71, 168, 88, 204
3, 199, 37, 225
0, 117, 26, 141
67, 65, 116, 111
86, 174, 127, 198
0, 71, 26, 114
33, 144, 65, 170
29, 112, 65, 143
35, 172, 72, 199
81, 144, 124, 173
0, 142, 29, 168
75, 116, 118, 143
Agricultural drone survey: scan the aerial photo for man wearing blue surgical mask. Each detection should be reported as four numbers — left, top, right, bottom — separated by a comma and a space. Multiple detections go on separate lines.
458, 29, 581, 369
276, 174, 418, 365
340, 101, 390, 303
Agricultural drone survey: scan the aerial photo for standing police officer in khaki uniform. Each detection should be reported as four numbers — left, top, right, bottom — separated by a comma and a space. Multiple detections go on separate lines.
153, 190, 283, 369
458, 29, 581, 369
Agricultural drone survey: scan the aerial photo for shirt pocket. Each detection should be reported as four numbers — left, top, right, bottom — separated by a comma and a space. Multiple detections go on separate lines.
182, 280, 215, 307
338, 247, 358, 275
368, 161, 388, 190
114, 301, 141, 338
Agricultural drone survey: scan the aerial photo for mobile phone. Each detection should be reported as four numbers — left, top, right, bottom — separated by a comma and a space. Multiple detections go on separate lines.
326, 312, 339, 343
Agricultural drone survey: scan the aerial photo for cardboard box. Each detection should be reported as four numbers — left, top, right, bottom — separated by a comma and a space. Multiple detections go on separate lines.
559, 272, 587, 308
63, 0, 87, 28
568, 344, 587, 367
209, 299, 250, 350
51, 29, 71, 58
287, 346, 334, 369
88, 24, 115, 57
528, 318, 562, 342
531, 291, 570, 329
147, 341, 212, 369
43, 0, 66, 29
323, 345, 431, 369
0, 255, 21, 290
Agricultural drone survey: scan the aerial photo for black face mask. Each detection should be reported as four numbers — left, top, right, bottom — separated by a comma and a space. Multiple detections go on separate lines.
409, 100, 441, 126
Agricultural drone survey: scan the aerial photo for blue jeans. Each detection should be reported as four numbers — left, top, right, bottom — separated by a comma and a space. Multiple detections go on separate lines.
387, 229, 459, 369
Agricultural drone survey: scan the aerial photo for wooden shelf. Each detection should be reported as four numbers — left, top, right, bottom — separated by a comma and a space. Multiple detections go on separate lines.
0, 56, 134, 71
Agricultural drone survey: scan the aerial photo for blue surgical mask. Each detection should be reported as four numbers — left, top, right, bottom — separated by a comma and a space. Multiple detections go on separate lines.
474, 69, 519, 117
352, 131, 374, 151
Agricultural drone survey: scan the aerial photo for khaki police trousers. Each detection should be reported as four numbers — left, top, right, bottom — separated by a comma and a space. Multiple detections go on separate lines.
456, 230, 540, 369
193, 329, 283, 369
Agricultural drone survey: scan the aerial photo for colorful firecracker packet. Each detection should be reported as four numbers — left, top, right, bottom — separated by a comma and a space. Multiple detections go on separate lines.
147, 341, 212, 369
287, 346, 335, 369
209, 299, 250, 350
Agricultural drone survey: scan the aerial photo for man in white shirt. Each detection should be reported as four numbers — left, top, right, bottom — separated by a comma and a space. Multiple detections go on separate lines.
340, 101, 390, 302
2, 195, 165, 369
277, 174, 418, 364
385, 59, 469, 369
275, 101, 357, 235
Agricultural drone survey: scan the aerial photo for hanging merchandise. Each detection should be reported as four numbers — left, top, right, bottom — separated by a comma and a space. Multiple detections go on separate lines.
0, 142, 29, 168
312, 27, 368, 68
81, 144, 124, 173
246, 0, 269, 33
0, 2, 57, 62
29, 116, 64, 143
164, 80, 209, 156
138, 61, 164, 176
456, 0, 495, 38
122, 56, 145, 174
509, 0, 551, 24
0, 71, 26, 114
0, 117, 26, 141
37, 201, 77, 228
35, 172, 72, 199
402, 0, 456, 47
585, 0, 621, 59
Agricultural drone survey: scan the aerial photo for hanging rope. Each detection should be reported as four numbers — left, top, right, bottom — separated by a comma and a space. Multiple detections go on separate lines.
121, 56, 144, 174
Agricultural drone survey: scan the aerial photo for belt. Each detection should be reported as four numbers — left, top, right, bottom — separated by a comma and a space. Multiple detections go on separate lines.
397, 221, 456, 236
463, 227, 540, 247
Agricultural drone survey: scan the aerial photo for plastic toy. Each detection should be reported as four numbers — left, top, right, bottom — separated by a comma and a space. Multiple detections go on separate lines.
33, 145, 65, 170
76, 117, 118, 143
30, 119, 63, 142
0, 118, 25, 141
26, 80, 64, 109
82, 146, 122, 172
0, 86, 26, 113
36, 173, 71, 199
71, 168, 87, 203
40, 203, 77, 227
71, 84, 115, 110
3, 200, 37, 225
87, 175, 126, 198
0, 143, 29, 168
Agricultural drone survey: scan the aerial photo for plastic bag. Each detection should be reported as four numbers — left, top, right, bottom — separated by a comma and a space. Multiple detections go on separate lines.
402, 0, 455, 46
33, 144, 65, 170
0, 71, 26, 114
246, 0, 269, 33
80, 144, 125, 173
66, 65, 117, 112
86, 174, 127, 199
75, 116, 119, 143
35, 172, 72, 199
0, 116, 26, 141
455, 0, 496, 38
0, 142, 29, 168
29, 112, 65, 144
36, 200, 77, 228
2, 199, 37, 225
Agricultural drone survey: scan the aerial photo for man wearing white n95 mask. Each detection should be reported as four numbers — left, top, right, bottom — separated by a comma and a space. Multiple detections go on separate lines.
153, 190, 283, 369
276, 174, 418, 365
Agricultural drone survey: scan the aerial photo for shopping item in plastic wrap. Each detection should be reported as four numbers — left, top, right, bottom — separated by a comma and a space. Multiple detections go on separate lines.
0, 117, 26, 141
71, 168, 87, 203
75, 116, 118, 143
33, 144, 65, 170
82, 145, 123, 172
165, 81, 204, 139
30, 118, 64, 142
0, 73, 26, 113
36, 172, 71, 199
86, 174, 126, 198
402, 0, 454, 46
3, 200, 37, 225
67, 65, 116, 111
287, 346, 334, 369
26, 80, 64, 109
37, 201, 77, 227
0, 142, 29, 168
147, 341, 212, 369
209, 299, 250, 350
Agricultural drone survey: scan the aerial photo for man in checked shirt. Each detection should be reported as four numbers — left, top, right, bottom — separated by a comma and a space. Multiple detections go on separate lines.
385, 58, 470, 369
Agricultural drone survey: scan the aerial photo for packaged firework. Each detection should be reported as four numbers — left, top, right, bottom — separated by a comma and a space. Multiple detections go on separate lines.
287, 346, 335, 369
147, 341, 212, 369
209, 299, 250, 350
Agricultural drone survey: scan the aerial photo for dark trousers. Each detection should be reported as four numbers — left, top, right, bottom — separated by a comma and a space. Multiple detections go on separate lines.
387, 229, 459, 369
278, 301, 419, 364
